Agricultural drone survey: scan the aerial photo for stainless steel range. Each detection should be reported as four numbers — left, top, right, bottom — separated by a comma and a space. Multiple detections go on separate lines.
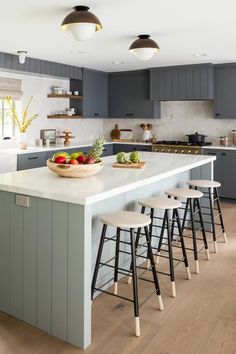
152, 141, 212, 155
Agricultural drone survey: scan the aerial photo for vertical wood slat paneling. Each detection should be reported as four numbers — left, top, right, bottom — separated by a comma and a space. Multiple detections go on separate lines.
51, 201, 68, 341
67, 204, 91, 348
9, 194, 24, 319
0, 191, 10, 313
22, 197, 37, 326
37, 198, 52, 333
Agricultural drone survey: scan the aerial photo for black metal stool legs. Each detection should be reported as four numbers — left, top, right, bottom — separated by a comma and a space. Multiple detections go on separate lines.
189, 199, 200, 274
114, 228, 121, 295
208, 187, 218, 252
175, 209, 191, 280
214, 187, 228, 243
166, 210, 176, 297
196, 198, 210, 261
130, 228, 140, 336
91, 224, 107, 300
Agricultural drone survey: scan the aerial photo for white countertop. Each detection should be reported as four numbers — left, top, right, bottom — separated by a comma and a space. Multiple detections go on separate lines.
0, 140, 152, 155
0, 152, 215, 206
202, 145, 236, 150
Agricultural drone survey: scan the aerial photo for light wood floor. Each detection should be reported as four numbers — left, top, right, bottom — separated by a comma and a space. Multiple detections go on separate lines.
1, 200, 236, 354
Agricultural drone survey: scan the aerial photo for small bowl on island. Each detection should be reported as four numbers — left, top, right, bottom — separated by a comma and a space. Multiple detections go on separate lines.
46, 137, 105, 178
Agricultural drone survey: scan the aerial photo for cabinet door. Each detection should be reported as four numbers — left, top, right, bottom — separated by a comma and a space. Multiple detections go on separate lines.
17, 152, 46, 171
129, 72, 159, 118
214, 67, 236, 118
108, 74, 129, 117
221, 151, 236, 198
150, 64, 213, 101
109, 71, 160, 118
102, 144, 113, 157
83, 69, 108, 118
204, 149, 222, 195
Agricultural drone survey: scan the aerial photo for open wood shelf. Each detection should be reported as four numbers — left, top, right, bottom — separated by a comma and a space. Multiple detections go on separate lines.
47, 115, 83, 119
47, 94, 83, 100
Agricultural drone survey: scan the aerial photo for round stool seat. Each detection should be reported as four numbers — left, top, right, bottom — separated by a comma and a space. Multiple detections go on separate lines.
165, 188, 203, 199
139, 197, 181, 210
101, 211, 151, 229
187, 179, 221, 188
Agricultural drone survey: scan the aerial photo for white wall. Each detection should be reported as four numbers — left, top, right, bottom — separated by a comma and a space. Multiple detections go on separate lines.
0, 70, 103, 147
1, 70, 236, 147
103, 101, 236, 145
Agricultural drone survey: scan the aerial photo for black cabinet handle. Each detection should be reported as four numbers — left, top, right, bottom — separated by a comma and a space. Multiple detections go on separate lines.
222, 152, 226, 156
215, 113, 220, 117
94, 113, 99, 117
207, 153, 217, 155
27, 156, 39, 160
126, 113, 134, 117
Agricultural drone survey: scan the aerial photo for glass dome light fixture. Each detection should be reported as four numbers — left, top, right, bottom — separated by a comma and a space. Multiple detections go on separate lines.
61, 5, 102, 41
17, 51, 27, 64
129, 34, 160, 61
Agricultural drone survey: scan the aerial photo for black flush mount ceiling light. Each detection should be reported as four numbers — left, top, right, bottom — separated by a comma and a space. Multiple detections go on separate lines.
129, 34, 160, 60
61, 5, 102, 41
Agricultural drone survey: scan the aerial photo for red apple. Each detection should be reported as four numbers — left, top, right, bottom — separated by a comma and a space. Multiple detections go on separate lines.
77, 154, 87, 164
86, 156, 95, 164
69, 159, 79, 165
55, 156, 66, 164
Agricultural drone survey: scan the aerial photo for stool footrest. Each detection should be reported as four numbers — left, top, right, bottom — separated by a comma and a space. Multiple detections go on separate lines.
94, 288, 134, 303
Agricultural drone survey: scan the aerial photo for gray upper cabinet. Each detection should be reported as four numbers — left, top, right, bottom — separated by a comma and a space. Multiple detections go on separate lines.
108, 70, 160, 118
214, 65, 236, 119
150, 64, 214, 101
83, 69, 108, 118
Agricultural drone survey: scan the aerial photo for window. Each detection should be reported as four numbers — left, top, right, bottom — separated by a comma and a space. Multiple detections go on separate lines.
0, 99, 16, 137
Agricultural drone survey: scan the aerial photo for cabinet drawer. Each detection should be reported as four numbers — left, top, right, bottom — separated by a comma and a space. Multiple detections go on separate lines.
102, 144, 113, 156
17, 152, 46, 171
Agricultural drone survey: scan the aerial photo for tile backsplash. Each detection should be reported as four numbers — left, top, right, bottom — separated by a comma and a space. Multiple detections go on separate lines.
103, 101, 236, 145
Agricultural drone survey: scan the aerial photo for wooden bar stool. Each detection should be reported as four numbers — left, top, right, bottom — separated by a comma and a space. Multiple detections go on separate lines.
165, 188, 210, 274
187, 180, 227, 252
91, 210, 163, 337
136, 197, 191, 298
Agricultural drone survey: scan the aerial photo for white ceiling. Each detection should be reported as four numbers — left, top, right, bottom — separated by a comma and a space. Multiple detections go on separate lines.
1, 0, 236, 72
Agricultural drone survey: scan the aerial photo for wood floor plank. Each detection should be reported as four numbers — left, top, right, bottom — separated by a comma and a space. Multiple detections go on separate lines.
0, 200, 236, 354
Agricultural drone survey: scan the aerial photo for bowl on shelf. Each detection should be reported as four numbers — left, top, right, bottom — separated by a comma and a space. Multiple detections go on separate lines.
47, 159, 104, 178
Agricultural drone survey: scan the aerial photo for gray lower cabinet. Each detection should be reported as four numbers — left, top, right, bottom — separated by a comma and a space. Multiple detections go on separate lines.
113, 144, 151, 154
17, 152, 47, 171
150, 64, 214, 101
204, 148, 236, 198
108, 70, 160, 118
214, 65, 236, 118
83, 69, 108, 118
102, 144, 113, 157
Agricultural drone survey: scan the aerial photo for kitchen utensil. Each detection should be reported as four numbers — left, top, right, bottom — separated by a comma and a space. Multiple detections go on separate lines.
47, 159, 104, 178
120, 129, 133, 140
232, 130, 236, 145
74, 91, 79, 95
186, 132, 207, 144
110, 124, 120, 140
220, 136, 229, 146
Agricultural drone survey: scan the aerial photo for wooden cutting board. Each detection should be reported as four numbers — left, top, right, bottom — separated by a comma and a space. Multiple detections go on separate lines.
112, 161, 146, 169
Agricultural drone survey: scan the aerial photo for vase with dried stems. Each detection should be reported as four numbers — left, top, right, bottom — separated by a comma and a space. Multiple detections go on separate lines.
5, 96, 38, 149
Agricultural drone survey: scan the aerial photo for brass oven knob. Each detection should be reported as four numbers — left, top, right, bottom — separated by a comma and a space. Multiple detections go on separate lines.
161, 149, 165, 152
188, 150, 192, 154
195, 150, 199, 155
181, 150, 185, 154
174, 149, 178, 153
168, 149, 171, 153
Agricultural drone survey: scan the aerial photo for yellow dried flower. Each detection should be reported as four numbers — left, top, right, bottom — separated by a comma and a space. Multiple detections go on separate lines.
5, 96, 38, 133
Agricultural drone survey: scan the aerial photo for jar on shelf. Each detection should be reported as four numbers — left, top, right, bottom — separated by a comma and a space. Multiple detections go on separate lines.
220, 136, 229, 146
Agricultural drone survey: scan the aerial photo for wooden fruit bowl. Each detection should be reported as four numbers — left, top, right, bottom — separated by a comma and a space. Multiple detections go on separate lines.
47, 159, 104, 178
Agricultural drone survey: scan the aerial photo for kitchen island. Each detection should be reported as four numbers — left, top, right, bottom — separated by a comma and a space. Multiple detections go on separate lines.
0, 152, 215, 349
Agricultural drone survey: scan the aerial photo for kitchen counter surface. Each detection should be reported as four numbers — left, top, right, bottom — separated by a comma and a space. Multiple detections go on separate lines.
202, 145, 236, 150
0, 140, 152, 155
0, 152, 215, 205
